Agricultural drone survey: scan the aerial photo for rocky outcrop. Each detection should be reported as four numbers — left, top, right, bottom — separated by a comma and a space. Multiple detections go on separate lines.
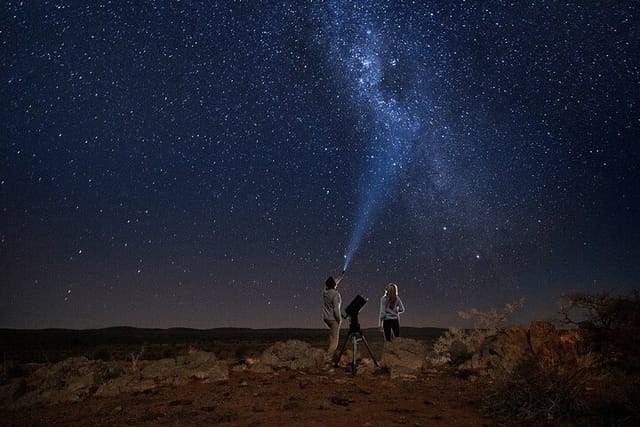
140, 351, 228, 386
94, 377, 157, 397
2, 357, 109, 407
458, 321, 588, 376
1, 349, 228, 408
380, 338, 427, 378
252, 340, 325, 372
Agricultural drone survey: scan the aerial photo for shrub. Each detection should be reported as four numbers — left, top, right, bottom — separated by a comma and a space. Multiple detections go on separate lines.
433, 298, 524, 365
482, 354, 596, 424
559, 290, 640, 330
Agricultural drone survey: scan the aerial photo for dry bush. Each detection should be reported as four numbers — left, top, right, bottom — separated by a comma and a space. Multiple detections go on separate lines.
559, 290, 640, 330
482, 354, 596, 424
129, 346, 145, 377
433, 298, 524, 364
483, 336, 640, 425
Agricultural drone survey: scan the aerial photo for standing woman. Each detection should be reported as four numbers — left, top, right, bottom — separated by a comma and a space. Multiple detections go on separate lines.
379, 282, 405, 341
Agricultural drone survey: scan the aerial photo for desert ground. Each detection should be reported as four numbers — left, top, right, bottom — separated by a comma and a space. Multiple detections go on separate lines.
1, 326, 638, 426
2, 363, 488, 426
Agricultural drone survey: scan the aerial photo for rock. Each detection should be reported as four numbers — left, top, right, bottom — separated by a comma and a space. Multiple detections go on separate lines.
13, 386, 86, 408
94, 376, 133, 397
11, 357, 109, 407
102, 363, 126, 379
423, 351, 450, 368
141, 358, 177, 380
248, 362, 275, 374
389, 365, 419, 380
189, 361, 229, 383
259, 340, 325, 371
231, 363, 247, 372
380, 338, 427, 377
186, 350, 216, 366
94, 377, 157, 397
529, 320, 564, 365
6, 350, 228, 407
65, 372, 95, 393
39, 388, 84, 404
139, 352, 228, 385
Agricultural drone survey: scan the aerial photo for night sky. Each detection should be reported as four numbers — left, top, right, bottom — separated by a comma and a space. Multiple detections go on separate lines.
2, 1, 638, 329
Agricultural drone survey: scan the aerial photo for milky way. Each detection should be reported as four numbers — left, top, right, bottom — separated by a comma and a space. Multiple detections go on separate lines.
318, 3, 421, 271
1, 1, 638, 328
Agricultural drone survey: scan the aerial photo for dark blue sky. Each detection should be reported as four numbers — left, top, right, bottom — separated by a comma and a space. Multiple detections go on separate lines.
1, 1, 638, 329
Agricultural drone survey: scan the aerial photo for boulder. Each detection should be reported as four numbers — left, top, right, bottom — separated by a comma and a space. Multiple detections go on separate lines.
5, 350, 228, 406
185, 350, 216, 366
380, 338, 426, 377
248, 362, 275, 374
101, 362, 126, 380
141, 358, 177, 381
94, 377, 157, 397
15, 357, 106, 406
139, 351, 226, 385
259, 340, 325, 371
64, 372, 96, 393
188, 361, 229, 383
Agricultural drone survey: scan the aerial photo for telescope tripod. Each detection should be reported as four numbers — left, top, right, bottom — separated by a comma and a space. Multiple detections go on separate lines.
334, 315, 379, 375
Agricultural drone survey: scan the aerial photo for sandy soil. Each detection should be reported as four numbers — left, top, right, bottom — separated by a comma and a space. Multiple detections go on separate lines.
1, 366, 493, 426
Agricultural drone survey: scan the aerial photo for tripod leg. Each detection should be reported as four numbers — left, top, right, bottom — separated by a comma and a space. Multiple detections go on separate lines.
360, 335, 380, 367
351, 335, 357, 374
334, 332, 350, 367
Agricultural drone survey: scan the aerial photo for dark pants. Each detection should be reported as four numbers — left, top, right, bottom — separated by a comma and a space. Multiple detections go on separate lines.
383, 319, 400, 341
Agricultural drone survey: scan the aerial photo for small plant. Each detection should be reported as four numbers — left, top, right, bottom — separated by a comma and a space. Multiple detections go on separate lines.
129, 346, 145, 377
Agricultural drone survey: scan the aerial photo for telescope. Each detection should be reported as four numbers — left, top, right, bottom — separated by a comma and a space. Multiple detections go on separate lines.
335, 294, 379, 374
343, 294, 367, 319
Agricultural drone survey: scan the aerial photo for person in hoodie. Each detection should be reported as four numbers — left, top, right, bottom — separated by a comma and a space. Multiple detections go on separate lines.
379, 282, 405, 341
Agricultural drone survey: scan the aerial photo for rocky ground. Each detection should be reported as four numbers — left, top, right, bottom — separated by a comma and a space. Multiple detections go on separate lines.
1, 323, 638, 426
1, 365, 490, 426
0, 336, 492, 426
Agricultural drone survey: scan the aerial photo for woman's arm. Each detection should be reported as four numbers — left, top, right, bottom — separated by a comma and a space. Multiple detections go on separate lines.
379, 297, 386, 326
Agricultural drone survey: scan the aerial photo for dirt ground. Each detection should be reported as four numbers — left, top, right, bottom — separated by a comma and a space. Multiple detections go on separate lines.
1, 365, 493, 426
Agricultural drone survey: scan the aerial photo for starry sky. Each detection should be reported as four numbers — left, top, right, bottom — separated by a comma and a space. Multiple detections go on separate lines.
1, 1, 639, 329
